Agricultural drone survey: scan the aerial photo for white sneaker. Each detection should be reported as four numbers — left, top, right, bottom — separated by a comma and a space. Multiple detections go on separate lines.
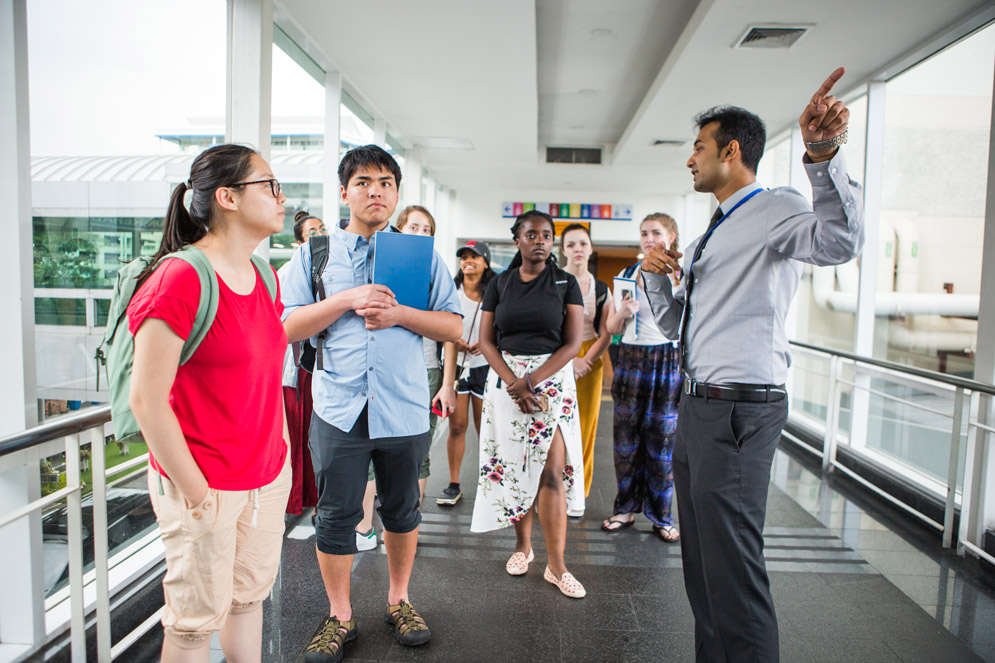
566, 507, 584, 518
355, 528, 377, 551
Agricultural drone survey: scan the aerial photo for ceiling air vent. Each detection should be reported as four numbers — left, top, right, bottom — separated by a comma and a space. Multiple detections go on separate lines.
735, 25, 809, 50
546, 147, 602, 165
652, 139, 685, 147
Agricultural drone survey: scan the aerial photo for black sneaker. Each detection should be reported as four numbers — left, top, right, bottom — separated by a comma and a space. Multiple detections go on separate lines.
303, 615, 357, 663
436, 486, 462, 506
385, 600, 431, 646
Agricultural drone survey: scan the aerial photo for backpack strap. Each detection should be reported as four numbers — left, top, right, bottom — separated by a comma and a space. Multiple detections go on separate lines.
308, 235, 331, 371
592, 278, 609, 333
166, 246, 220, 366
250, 253, 278, 302
309, 234, 330, 300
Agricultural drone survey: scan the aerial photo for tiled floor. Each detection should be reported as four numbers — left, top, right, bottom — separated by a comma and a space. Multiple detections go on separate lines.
125, 400, 994, 662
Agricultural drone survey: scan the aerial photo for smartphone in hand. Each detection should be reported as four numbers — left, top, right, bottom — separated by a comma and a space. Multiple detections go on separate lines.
535, 393, 550, 412
431, 403, 449, 418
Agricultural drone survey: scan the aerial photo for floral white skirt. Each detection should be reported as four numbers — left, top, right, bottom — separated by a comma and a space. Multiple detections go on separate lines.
470, 352, 585, 533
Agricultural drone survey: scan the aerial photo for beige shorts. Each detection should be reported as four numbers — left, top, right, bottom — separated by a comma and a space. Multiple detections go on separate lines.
148, 455, 291, 649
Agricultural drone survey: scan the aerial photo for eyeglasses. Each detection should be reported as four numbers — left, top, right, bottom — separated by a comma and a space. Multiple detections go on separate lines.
229, 178, 282, 198
306, 226, 327, 237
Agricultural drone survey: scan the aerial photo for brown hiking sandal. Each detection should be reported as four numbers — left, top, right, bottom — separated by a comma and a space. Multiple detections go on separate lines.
303, 615, 357, 663
384, 599, 431, 646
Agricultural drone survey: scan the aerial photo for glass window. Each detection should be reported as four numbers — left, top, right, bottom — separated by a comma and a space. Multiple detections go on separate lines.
341, 92, 376, 155
34, 298, 86, 326
27, 0, 225, 420
876, 24, 994, 379
270, 41, 325, 262
756, 135, 791, 189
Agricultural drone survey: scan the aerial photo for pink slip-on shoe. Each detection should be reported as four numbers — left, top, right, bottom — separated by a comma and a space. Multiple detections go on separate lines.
505, 549, 534, 576
544, 566, 586, 598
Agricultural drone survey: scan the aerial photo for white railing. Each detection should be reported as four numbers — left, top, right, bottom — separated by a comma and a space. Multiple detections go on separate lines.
787, 340, 995, 567
0, 406, 163, 663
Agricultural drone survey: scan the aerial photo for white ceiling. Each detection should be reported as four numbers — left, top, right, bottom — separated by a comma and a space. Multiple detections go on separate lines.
278, 0, 994, 196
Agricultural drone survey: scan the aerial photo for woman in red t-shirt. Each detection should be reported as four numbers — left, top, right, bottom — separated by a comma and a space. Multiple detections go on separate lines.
129, 144, 291, 662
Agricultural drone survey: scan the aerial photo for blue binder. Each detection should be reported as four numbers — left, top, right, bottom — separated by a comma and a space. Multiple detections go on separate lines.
372, 231, 434, 310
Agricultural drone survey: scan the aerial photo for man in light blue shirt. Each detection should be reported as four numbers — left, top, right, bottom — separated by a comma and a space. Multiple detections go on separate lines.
282, 145, 462, 661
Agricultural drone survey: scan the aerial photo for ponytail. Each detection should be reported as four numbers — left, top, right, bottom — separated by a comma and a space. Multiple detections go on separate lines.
139, 144, 258, 281
139, 182, 208, 280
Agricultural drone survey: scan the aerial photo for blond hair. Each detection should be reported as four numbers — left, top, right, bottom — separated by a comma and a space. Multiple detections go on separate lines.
396, 205, 436, 236
641, 213, 679, 253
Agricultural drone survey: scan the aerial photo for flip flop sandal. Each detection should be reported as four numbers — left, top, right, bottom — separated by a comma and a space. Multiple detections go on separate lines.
601, 515, 635, 532
654, 525, 681, 543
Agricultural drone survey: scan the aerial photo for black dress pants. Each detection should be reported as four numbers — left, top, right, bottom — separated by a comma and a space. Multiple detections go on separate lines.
674, 395, 788, 663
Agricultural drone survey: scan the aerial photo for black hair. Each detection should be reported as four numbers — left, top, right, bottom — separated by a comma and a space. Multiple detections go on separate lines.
338, 144, 402, 188
454, 260, 497, 299
694, 105, 766, 174
293, 210, 321, 243
507, 210, 558, 271
141, 143, 257, 280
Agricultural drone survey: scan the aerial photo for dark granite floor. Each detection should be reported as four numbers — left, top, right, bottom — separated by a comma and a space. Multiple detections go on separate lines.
121, 400, 994, 662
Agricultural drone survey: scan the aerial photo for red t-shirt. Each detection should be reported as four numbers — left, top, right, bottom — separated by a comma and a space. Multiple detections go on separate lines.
127, 258, 288, 490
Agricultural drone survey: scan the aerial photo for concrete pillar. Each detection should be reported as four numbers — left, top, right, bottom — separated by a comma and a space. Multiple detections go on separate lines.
403, 148, 424, 210
373, 117, 387, 147
324, 70, 342, 223
848, 81, 886, 452
0, 7, 44, 637
226, 0, 274, 258
0, 0, 36, 436
962, 61, 995, 549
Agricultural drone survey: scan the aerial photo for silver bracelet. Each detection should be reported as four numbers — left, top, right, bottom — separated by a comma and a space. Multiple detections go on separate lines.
804, 129, 847, 152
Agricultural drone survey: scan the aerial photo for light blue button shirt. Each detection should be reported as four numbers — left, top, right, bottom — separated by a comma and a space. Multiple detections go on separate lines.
281, 224, 462, 439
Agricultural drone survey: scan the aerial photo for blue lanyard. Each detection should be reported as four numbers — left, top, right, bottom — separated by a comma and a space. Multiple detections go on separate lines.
686, 188, 765, 278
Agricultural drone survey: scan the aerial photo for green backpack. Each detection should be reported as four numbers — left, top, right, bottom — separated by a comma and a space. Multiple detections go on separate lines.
95, 246, 278, 444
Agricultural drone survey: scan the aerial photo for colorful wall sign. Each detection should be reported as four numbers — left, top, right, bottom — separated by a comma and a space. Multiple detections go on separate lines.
501, 202, 633, 221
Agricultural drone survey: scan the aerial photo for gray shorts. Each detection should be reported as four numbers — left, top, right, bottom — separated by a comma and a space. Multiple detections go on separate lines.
367, 367, 441, 482
309, 407, 430, 555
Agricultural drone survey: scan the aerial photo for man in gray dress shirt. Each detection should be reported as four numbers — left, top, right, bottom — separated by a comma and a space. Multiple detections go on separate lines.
642, 68, 864, 662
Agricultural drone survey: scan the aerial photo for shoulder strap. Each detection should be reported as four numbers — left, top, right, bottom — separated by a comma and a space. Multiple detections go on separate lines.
165, 246, 219, 365
592, 279, 609, 332
309, 234, 330, 301
623, 262, 640, 279
250, 254, 278, 302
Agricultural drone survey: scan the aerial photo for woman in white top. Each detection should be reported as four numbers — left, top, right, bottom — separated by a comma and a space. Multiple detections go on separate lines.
433, 240, 496, 506
559, 224, 612, 517
601, 213, 682, 542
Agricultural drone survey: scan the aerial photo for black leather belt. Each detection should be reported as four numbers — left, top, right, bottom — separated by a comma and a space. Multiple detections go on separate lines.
683, 378, 786, 403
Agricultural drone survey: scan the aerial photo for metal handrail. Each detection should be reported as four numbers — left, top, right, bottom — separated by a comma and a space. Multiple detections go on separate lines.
790, 340, 995, 395
0, 405, 111, 458
787, 339, 994, 568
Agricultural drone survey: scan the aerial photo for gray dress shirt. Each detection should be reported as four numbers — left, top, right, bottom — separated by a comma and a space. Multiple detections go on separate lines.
643, 150, 864, 386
